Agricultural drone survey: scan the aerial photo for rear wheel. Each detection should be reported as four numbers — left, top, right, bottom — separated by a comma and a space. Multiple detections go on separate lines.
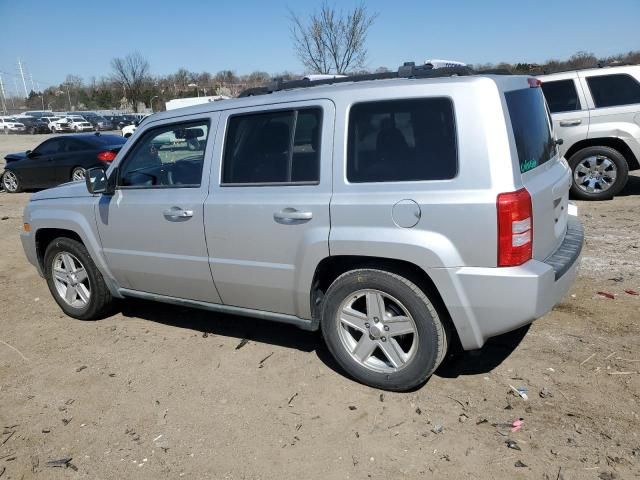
44, 237, 113, 320
568, 146, 628, 200
2, 171, 21, 193
71, 167, 86, 182
321, 269, 448, 391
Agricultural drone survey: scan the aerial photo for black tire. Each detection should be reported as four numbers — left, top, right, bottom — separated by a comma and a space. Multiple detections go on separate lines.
44, 237, 113, 320
321, 269, 448, 391
568, 146, 629, 200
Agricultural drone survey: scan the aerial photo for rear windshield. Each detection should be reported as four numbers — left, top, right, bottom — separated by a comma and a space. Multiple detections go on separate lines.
505, 87, 555, 174
90, 135, 127, 146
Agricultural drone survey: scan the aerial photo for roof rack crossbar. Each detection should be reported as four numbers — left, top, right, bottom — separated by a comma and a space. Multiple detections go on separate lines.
239, 62, 477, 97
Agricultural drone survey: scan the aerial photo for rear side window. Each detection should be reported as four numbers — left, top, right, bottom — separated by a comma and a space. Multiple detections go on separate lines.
541, 79, 581, 113
586, 74, 640, 108
347, 98, 457, 183
222, 108, 322, 185
505, 88, 556, 174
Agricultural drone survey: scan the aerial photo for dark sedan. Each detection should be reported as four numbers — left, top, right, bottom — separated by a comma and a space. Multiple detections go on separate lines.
1, 133, 126, 193
16, 117, 51, 134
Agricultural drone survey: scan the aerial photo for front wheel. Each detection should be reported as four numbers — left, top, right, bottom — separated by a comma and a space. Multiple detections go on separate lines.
2, 171, 22, 193
568, 146, 629, 200
321, 269, 448, 391
44, 237, 113, 320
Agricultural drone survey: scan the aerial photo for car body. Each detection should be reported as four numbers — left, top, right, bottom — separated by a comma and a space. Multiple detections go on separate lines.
121, 114, 151, 138
0, 117, 26, 134
105, 115, 133, 130
41, 117, 72, 133
64, 116, 95, 132
23, 110, 55, 119
538, 65, 640, 200
15, 116, 51, 134
2, 133, 126, 192
20, 67, 582, 391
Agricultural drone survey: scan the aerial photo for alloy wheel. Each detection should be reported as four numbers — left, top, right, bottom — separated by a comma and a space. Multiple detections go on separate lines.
574, 155, 617, 194
51, 252, 91, 309
2, 171, 19, 192
72, 168, 86, 181
337, 289, 419, 373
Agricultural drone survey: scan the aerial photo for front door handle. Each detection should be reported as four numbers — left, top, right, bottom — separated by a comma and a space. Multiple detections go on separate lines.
559, 119, 582, 127
274, 207, 313, 224
163, 207, 194, 219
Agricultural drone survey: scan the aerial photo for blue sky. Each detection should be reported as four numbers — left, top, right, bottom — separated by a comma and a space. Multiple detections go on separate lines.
1, 0, 638, 90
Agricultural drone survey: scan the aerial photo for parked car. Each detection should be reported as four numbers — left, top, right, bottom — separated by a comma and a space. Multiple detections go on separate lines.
41, 117, 73, 133
121, 114, 151, 138
0, 117, 26, 134
19, 65, 583, 391
64, 116, 95, 132
538, 64, 640, 200
23, 110, 55, 119
105, 115, 133, 130
2, 133, 126, 192
16, 116, 51, 134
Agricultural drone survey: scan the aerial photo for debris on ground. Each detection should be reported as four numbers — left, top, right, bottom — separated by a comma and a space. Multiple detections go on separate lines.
379, 393, 384, 402
235, 338, 249, 350
415, 407, 422, 415
505, 439, 521, 451
608, 276, 624, 283
430, 425, 444, 434
624, 289, 639, 296
75, 365, 87, 372
514, 460, 527, 468
287, 392, 298, 406
539, 387, 553, 398
348, 405, 357, 411
202, 332, 208, 338
509, 385, 528, 400
258, 352, 274, 368
596, 291, 615, 299
511, 419, 524, 432
45, 457, 73, 468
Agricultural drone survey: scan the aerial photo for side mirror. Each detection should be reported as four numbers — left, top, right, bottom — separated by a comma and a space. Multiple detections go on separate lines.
26, 150, 32, 156
86, 167, 112, 195
555, 138, 564, 146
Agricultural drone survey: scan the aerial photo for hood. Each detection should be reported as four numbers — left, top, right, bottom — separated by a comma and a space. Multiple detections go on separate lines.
5, 152, 29, 163
30, 180, 93, 201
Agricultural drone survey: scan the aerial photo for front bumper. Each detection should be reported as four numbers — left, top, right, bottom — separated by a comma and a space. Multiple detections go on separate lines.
432, 215, 584, 350
21, 230, 41, 275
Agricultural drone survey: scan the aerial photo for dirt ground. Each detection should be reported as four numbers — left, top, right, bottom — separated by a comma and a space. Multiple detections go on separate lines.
0, 134, 638, 479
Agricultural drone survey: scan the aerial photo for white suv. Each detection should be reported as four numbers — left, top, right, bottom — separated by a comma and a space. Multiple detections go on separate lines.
0, 117, 26, 134
538, 65, 640, 200
64, 116, 95, 132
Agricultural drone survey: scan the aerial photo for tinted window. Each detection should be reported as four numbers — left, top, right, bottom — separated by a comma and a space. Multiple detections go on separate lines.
119, 120, 209, 188
35, 139, 64, 155
347, 98, 457, 183
65, 139, 88, 152
541, 79, 581, 113
586, 74, 640, 108
222, 108, 322, 184
505, 88, 556, 174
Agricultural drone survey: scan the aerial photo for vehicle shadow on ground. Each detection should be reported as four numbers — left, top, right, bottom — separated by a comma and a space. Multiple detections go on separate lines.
617, 173, 640, 197
118, 299, 528, 383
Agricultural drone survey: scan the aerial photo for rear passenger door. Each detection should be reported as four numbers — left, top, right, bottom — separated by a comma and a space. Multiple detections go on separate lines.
580, 71, 640, 142
540, 73, 589, 157
205, 100, 334, 319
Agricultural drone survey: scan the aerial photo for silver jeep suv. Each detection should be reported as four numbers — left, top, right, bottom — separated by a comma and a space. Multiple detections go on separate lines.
20, 66, 583, 391
538, 64, 640, 200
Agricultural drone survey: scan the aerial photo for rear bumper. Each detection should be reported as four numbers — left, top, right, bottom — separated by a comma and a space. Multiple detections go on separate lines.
431, 216, 584, 350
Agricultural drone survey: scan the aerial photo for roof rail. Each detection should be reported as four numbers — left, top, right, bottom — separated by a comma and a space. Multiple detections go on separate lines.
238, 62, 478, 97
533, 61, 638, 76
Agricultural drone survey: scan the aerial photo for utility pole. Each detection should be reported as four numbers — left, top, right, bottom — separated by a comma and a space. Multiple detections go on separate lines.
17, 58, 28, 97
12, 77, 19, 107
29, 73, 35, 93
66, 85, 72, 110
0, 74, 7, 115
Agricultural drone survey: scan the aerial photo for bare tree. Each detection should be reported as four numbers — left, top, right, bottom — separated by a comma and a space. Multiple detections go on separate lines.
289, 3, 377, 74
111, 52, 150, 112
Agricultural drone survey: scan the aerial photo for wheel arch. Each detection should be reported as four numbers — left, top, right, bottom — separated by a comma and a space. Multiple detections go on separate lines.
310, 255, 460, 350
565, 137, 639, 170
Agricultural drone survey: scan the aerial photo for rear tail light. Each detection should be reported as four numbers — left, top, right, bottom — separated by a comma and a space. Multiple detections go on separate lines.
497, 188, 533, 267
97, 150, 116, 162
528, 77, 541, 88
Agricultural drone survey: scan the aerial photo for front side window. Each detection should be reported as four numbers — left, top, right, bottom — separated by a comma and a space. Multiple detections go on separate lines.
119, 120, 209, 188
35, 139, 64, 155
505, 87, 556, 174
586, 73, 640, 108
347, 98, 457, 183
222, 108, 322, 185
541, 79, 581, 113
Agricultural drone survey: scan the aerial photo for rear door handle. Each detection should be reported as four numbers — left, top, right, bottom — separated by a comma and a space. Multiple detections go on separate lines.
559, 119, 582, 127
274, 208, 313, 223
163, 207, 194, 219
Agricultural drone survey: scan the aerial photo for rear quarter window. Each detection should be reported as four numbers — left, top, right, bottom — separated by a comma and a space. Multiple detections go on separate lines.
505, 88, 556, 174
347, 98, 457, 183
586, 73, 640, 108
541, 79, 581, 113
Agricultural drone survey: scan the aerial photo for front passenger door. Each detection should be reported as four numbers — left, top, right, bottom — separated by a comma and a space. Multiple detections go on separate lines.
96, 115, 221, 303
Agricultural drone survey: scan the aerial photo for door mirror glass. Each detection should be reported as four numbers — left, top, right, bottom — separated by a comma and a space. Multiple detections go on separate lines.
25, 150, 33, 156
86, 167, 108, 194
